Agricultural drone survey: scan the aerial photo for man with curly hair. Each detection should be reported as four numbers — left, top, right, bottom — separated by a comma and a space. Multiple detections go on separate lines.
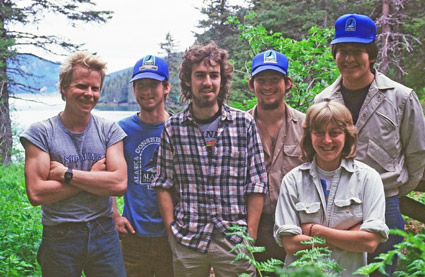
152, 41, 268, 276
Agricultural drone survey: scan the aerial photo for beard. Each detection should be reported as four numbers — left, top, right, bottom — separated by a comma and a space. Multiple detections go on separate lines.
259, 98, 281, 110
192, 93, 218, 108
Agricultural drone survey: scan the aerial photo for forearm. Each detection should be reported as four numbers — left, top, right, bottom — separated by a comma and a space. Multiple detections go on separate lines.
156, 188, 174, 234
69, 170, 127, 196
311, 224, 380, 253
112, 197, 121, 220
25, 179, 80, 206
247, 193, 264, 241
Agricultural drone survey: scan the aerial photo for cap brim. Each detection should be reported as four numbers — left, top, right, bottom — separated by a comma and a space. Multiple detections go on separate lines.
331, 37, 375, 45
130, 72, 166, 83
251, 65, 287, 77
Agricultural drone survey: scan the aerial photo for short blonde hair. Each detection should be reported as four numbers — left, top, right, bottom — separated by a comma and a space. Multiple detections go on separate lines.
59, 52, 107, 100
300, 101, 358, 162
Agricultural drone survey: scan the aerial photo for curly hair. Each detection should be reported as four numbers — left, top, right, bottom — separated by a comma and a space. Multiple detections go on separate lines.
179, 41, 234, 103
59, 52, 107, 100
300, 101, 358, 162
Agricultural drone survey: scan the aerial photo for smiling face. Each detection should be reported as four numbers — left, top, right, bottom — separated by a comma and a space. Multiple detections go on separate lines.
62, 64, 101, 117
335, 43, 375, 89
189, 61, 221, 110
311, 122, 346, 171
249, 70, 291, 110
133, 78, 169, 112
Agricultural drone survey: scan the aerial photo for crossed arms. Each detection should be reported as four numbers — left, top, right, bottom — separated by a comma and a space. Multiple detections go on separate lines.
23, 140, 127, 206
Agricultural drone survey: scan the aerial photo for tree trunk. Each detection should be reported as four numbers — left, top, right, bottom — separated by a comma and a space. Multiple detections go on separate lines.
0, 1, 13, 165
0, 76, 12, 165
380, 0, 391, 74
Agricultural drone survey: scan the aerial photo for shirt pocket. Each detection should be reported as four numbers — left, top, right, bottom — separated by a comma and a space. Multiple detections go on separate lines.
332, 197, 363, 228
295, 201, 321, 224
367, 139, 395, 172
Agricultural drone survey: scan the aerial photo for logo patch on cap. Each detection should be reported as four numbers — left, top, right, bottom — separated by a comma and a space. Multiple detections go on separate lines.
140, 55, 158, 71
264, 50, 277, 63
345, 18, 356, 31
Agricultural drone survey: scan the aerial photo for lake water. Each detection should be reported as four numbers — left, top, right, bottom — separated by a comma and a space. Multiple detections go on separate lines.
11, 93, 136, 133
10, 93, 137, 157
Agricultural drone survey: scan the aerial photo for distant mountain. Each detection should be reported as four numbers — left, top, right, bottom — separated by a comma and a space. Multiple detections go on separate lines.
7, 54, 184, 112
7, 54, 60, 94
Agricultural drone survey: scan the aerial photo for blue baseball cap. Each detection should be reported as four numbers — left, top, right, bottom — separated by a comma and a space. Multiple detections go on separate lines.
251, 50, 288, 77
130, 55, 169, 82
331, 14, 377, 45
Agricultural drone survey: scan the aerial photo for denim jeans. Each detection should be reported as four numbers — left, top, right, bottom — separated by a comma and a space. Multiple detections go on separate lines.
37, 216, 126, 277
368, 196, 404, 277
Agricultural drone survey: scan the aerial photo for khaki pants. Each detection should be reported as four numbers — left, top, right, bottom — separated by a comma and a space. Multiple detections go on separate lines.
168, 230, 256, 277
121, 234, 173, 277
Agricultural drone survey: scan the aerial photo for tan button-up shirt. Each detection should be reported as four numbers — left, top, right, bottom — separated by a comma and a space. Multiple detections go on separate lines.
249, 103, 305, 214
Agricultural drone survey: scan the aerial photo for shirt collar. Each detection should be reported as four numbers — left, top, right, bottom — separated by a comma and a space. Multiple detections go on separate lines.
182, 103, 232, 123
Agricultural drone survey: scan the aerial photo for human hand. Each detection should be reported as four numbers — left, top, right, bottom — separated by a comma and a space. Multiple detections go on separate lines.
113, 215, 135, 237
48, 161, 67, 182
91, 158, 106, 172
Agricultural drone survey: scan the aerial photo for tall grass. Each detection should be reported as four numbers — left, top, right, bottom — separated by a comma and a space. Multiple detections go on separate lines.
0, 163, 42, 276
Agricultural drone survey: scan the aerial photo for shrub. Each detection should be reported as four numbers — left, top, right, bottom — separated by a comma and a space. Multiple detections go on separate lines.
0, 164, 42, 276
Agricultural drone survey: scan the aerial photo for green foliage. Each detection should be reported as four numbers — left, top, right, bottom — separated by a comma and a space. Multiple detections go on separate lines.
354, 229, 425, 276
226, 225, 343, 277
0, 164, 42, 276
227, 14, 338, 112
288, 237, 343, 276
226, 225, 284, 276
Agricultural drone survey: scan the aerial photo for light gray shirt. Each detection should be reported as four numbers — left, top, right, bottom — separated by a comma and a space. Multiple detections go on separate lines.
20, 113, 126, 225
274, 158, 389, 276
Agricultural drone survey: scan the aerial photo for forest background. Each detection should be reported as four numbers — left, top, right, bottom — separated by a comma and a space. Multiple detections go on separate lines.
1, 0, 425, 275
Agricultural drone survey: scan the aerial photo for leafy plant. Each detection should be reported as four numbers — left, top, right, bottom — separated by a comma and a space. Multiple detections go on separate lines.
226, 225, 284, 276
0, 164, 42, 276
354, 229, 425, 276
226, 225, 343, 276
227, 13, 338, 112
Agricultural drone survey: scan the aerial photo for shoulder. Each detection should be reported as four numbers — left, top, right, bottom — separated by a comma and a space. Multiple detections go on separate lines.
314, 76, 342, 103
286, 105, 305, 121
375, 71, 413, 98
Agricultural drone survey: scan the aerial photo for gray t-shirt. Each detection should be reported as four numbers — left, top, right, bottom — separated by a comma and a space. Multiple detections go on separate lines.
20, 113, 126, 226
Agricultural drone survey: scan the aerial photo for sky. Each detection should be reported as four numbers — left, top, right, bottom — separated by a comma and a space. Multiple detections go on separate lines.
14, 0, 247, 73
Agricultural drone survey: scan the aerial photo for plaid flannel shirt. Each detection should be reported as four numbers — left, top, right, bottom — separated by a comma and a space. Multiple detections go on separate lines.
152, 104, 268, 253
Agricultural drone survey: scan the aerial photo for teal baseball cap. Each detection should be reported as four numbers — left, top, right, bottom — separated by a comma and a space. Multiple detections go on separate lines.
331, 14, 377, 45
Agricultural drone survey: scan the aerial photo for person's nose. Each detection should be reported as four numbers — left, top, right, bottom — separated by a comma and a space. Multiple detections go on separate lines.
203, 75, 212, 86
323, 133, 332, 144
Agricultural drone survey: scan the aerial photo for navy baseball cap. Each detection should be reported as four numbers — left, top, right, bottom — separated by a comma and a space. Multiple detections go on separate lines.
251, 50, 288, 77
331, 14, 377, 45
130, 55, 169, 82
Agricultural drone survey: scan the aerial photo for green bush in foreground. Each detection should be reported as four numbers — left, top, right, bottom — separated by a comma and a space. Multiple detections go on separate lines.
0, 164, 42, 276
354, 229, 425, 276
227, 225, 343, 277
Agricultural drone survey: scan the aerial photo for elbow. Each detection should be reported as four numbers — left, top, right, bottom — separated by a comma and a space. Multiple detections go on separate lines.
113, 181, 127, 197
365, 240, 379, 253
283, 244, 298, 256
115, 175, 128, 196
26, 192, 43, 206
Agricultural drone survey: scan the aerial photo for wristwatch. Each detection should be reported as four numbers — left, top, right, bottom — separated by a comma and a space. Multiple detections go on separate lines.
64, 168, 73, 183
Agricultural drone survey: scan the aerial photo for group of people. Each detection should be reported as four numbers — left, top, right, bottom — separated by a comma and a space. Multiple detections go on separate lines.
20, 13, 425, 277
